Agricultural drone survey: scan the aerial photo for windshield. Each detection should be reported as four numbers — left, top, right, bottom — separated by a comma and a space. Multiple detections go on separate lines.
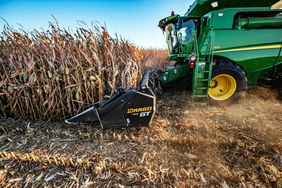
177, 20, 196, 45
164, 19, 196, 53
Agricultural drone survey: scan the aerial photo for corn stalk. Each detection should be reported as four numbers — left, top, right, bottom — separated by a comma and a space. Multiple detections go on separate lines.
0, 22, 142, 120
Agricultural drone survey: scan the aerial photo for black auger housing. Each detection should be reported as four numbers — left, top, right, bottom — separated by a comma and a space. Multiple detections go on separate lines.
65, 71, 156, 128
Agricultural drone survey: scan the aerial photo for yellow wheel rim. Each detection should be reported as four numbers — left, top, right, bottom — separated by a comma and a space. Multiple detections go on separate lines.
208, 74, 237, 101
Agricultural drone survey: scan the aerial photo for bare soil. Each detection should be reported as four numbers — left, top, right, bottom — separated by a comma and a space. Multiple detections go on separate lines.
0, 87, 281, 187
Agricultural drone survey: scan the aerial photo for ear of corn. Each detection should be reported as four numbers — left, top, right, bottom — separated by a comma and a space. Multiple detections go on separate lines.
0, 22, 160, 121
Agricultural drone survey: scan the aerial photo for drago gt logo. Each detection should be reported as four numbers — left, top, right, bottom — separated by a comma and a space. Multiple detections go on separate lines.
127, 106, 153, 117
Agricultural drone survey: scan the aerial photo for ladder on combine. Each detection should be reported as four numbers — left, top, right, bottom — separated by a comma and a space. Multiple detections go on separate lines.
192, 30, 214, 104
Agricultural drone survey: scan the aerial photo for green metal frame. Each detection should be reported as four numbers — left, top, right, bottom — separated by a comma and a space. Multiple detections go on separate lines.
192, 29, 213, 101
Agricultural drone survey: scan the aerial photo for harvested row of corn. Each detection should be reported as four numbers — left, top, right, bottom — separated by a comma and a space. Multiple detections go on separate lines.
0, 151, 125, 174
0, 22, 146, 121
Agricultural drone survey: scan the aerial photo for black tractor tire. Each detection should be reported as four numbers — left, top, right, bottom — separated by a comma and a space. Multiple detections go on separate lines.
273, 65, 282, 100
208, 59, 248, 104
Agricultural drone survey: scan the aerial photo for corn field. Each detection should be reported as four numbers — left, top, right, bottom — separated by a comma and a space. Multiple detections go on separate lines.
0, 22, 155, 121
0, 21, 281, 188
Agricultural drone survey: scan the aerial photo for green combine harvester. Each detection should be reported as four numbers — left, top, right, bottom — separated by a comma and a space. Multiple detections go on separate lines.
158, 0, 282, 103
66, 0, 282, 128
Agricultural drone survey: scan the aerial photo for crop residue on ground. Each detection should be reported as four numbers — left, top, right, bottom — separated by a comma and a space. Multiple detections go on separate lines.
0, 87, 281, 187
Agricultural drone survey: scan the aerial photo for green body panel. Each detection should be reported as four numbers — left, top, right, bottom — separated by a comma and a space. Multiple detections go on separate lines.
159, 63, 191, 84
159, 4, 282, 87
207, 8, 282, 85
237, 17, 282, 29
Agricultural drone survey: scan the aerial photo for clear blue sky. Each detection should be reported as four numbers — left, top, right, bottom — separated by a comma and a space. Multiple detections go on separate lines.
0, 0, 193, 48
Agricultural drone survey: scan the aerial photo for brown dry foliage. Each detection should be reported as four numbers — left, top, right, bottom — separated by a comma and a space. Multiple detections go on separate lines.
0, 22, 167, 121
0, 87, 281, 187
